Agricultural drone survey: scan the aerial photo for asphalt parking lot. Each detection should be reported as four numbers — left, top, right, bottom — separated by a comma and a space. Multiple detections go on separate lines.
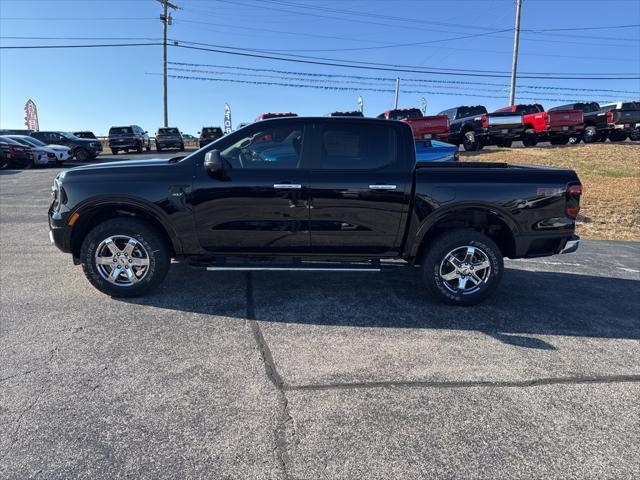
1, 158, 639, 479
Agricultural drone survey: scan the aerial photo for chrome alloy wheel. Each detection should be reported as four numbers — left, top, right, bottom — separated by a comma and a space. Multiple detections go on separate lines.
439, 245, 491, 295
94, 235, 150, 286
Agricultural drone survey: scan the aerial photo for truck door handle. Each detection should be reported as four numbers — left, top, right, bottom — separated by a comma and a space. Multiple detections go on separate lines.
273, 184, 302, 189
369, 184, 397, 190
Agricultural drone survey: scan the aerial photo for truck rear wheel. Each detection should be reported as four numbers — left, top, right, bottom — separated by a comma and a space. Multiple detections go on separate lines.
569, 134, 581, 144
80, 218, 170, 297
583, 126, 600, 143
609, 130, 627, 142
522, 129, 538, 147
462, 131, 482, 151
422, 230, 503, 306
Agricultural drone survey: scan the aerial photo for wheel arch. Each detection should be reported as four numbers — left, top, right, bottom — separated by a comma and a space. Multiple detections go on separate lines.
411, 206, 517, 264
69, 200, 181, 260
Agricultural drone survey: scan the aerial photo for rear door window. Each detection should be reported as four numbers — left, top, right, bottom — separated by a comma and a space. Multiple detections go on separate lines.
318, 123, 397, 170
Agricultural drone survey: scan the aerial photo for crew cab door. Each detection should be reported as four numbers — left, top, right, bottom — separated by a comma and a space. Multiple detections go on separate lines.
307, 120, 411, 255
191, 120, 312, 253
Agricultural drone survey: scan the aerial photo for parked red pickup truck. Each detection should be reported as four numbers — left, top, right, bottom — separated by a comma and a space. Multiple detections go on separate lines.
495, 104, 584, 147
377, 108, 449, 140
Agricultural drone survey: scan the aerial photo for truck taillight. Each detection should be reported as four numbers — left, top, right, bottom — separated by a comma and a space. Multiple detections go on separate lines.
566, 183, 582, 218
606, 111, 613, 125
481, 115, 488, 128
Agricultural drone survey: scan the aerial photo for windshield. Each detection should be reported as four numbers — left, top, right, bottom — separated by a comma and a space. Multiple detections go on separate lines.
74, 131, 96, 139
109, 127, 133, 135
16, 136, 46, 147
575, 103, 600, 113
158, 128, 179, 135
388, 109, 423, 120
202, 128, 222, 136
59, 132, 80, 140
457, 106, 487, 119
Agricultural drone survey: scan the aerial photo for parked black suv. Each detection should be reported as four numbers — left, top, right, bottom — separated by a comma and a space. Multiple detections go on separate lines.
198, 127, 223, 148
155, 127, 184, 151
30, 131, 102, 161
108, 126, 151, 155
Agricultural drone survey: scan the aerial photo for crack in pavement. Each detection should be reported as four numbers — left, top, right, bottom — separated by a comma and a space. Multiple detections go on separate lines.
245, 272, 297, 480
285, 374, 640, 392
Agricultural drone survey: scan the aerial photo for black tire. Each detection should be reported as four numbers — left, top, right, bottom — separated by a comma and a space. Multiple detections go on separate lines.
422, 230, 503, 306
568, 134, 581, 145
179, 143, 185, 151
550, 135, 570, 145
111, 148, 118, 155
583, 126, 600, 143
630, 128, 640, 142
608, 130, 628, 142
80, 218, 170, 297
522, 129, 538, 147
136, 142, 143, 154
156, 145, 162, 152
462, 130, 482, 151
75, 148, 89, 162
495, 139, 512, 148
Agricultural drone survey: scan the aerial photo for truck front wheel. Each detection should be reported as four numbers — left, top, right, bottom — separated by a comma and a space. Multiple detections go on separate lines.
80, 218, 170, 297
422, 230, 503, 306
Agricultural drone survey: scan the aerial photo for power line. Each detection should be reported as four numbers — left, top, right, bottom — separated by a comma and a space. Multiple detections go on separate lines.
169, 43, 640, 80
166, 66, 636, 98
150, 72, 613, 103
0, 42, 162, 49
2, 40, 637, 81
167, 62, 640, 94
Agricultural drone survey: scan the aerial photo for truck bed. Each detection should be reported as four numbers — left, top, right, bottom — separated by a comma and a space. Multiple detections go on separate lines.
403, 115, 449, 140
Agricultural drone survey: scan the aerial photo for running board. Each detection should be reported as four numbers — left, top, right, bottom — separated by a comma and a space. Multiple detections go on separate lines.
205, 266, 381, 272
188, 258, 409, 272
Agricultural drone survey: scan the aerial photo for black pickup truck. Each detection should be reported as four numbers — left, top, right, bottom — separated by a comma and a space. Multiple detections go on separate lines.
49, 117, 581, 305
550, 101, 640, 143
438, 105, 524, 150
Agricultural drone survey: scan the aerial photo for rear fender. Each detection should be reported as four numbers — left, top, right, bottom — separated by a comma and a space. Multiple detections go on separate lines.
408, 204, 519, 258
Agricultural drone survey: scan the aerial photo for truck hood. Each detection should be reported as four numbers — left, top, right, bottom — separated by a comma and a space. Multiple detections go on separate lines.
65, 157, 180, 174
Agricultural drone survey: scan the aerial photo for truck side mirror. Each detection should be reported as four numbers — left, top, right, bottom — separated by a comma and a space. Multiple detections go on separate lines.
204, 149, 223, 173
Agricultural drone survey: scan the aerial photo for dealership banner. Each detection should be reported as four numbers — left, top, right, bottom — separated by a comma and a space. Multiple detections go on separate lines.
224, 103, 232, 134
24, 99, 39, 131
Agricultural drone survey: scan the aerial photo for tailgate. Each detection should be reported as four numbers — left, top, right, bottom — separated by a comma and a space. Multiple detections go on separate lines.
403, 115, 449, 138
487, 112, 522, 128
548, 109, 584, 127
611, 109, 640, 125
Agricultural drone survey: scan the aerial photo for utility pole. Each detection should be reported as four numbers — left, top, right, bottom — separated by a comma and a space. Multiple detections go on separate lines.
394, 77, 400, 109
156, 0, 178, 127
509, 0, 523, 106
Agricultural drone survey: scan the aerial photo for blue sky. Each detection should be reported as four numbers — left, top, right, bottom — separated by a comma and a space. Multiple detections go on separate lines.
1, 0, 639, 136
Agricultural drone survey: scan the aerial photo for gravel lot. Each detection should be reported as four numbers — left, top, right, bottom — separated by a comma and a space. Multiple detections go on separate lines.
1, 157, 639, 479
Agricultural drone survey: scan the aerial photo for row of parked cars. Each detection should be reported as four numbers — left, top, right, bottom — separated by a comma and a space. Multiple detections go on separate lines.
378, 101, 640, 151
0, 129, 103, 168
